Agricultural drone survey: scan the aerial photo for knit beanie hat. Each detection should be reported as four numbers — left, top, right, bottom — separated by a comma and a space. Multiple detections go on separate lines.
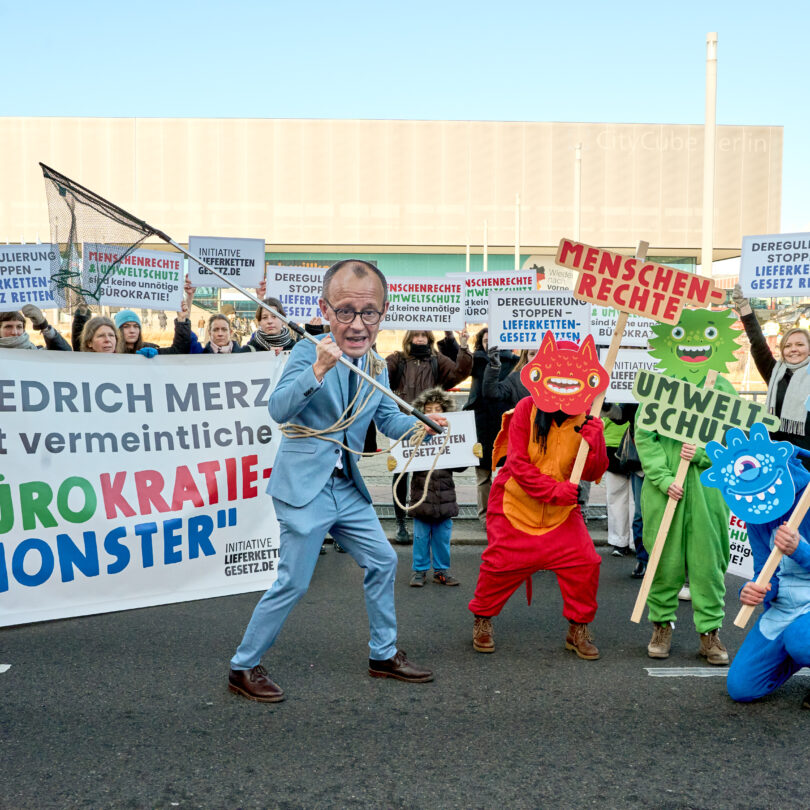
114, 309, 141, 329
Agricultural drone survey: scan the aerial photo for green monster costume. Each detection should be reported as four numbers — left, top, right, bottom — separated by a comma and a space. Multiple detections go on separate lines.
635, 309, 738, 631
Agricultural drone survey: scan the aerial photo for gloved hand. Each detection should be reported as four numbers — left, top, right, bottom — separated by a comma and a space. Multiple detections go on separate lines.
136, 346, 158, 358
21, 304, 47, 330
576, 415, 604, 446
550, 480, 579, 505
731, 283, 752, 316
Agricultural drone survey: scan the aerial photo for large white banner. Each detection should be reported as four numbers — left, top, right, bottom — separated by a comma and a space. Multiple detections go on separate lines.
384, 277, 465, 330
0, 350, 287, 627
187, 236, 266, 289
0, 244, 58, 309
447, 271, 535, 323
267, 265, 327, 321
488, 291, 591, 350
82, 243, 184, 310
739, 232, 810, 296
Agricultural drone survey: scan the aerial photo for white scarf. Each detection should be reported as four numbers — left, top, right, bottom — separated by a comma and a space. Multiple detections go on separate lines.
0, 333, 37, 350
211, 341, 234, 354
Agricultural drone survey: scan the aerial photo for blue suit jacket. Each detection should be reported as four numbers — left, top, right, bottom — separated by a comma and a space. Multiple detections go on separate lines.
267, 336, 417, 507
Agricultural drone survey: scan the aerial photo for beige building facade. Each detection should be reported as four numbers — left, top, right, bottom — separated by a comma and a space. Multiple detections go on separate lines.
0, 117, 782, 262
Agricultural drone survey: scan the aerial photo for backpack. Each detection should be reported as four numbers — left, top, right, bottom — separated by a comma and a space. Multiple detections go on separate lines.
390, 353, 439, 392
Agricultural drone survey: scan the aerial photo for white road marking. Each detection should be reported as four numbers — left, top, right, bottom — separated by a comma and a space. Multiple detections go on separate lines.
645, 666, 810, 678
0, 665, 10, 674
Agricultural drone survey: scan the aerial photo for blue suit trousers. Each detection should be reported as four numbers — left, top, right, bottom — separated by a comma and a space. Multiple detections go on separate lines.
231, 474, 399, 668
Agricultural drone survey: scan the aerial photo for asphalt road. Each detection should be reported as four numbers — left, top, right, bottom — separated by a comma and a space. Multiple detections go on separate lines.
2, 545, 808, 810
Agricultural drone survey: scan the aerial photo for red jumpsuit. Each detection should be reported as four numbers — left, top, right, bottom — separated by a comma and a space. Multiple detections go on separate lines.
468, 397, 608, 623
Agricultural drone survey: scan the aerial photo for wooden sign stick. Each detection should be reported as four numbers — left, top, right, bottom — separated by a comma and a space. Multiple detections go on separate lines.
569, 240, 648, 486
630, 369, 719, 623
734, 484, 810, 628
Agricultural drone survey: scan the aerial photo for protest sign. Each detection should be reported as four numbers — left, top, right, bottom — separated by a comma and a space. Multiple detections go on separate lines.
555, 238, 725, 324
599, 348, 658, 403
488, 291, 591, 350
0, 349, 286, 627
632, 370, 780, 448
187, 236, 266, 289
82, 244, 183, 310
267, 265, 327, 321
448, 271, 535, 323
536, 262, 576, 291
384, 277, 465, 330
0, 244, 58, 308
591, 306, 654, 347
727, 514, 754, 580
388, 412, 478, 473
739, 231, 810, 296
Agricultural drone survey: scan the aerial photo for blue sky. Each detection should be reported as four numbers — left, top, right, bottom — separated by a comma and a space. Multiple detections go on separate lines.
2, 0, 807, 231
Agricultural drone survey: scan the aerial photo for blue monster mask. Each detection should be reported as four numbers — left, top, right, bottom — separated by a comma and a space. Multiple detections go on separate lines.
700, 422, 795, 523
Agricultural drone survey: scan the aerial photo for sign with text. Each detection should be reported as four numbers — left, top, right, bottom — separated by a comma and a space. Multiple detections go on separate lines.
388, 411, 478, 473
632, 370, 780, 448
187, 236, 266, 289
267, 265, 327, 321
591, 306, 654, 347
536, 262, 576, 291
739, 231, 810, 296
727, 514, 754, 580
555, 239, 725, 324
599, 348, 658, 404
488, 291, 591, 350
0, 350, 287, 627
384, 277, 465, 330
82, 244, 183, 310
447, 271, 535, 323
0, 244, 58, 308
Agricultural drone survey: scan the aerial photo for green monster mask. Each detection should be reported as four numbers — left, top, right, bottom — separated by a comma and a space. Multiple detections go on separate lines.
648, 308, 739, 384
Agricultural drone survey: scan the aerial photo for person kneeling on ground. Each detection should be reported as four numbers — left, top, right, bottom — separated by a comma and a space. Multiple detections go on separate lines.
727, 451, 810, 710
407, 387, 465, 588
468, 398, 608, 660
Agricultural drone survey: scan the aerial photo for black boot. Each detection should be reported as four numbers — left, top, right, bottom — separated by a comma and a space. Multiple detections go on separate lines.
395, 518, 411, 545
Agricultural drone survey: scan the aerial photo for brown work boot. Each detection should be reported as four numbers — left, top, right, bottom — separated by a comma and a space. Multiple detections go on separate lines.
228, 665, 285, 703
647, 622, 673, 659
565, 622, 600, 660
473, 615, 495, 653
699, 629, 729, 666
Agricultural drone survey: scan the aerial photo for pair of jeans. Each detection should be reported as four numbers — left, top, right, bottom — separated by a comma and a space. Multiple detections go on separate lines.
412, 518, 452, 572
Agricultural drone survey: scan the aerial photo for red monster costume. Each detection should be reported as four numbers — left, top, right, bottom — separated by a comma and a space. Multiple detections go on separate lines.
469, 333, 609, 658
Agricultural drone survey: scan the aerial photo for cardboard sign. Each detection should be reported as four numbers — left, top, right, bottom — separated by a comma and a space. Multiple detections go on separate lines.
82, 243, 183, 310
555, 238, 725, 324
187, 236, 266, 289
0, 245, 58, 308
599, 348, 658, 403
591, 306, 654, 347
727, 514, 755, 580
632, 370, 781, 448
388, 411, 478, 473
384, 277, 465, 330
267, 265, 327, 321
447, 271, 535, 323
521, 332, 609, 415
488, 291, 591, 350
700, 424, 795, 524
739, 231, 810, 296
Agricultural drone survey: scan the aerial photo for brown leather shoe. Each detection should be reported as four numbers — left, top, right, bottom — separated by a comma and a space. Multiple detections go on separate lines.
228, 665, 285, 702
565, 622, 600, 660
473, 615, 495, 653
368, 650, 434, 683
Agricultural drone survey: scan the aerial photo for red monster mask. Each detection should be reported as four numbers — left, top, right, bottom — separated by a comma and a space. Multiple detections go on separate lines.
520, 331, 610, 415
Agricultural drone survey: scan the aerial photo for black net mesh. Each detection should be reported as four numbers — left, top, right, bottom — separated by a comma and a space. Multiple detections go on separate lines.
40, 163, 161, 308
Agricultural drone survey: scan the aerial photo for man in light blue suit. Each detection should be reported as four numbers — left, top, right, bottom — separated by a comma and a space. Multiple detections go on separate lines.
229, 260, 442, 702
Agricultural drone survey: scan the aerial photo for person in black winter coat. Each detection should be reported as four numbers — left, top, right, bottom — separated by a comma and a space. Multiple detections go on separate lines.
0, 306, 71, 351
464, 328, 520, 525
202, 313, 254, 354
406, 387, 465, 588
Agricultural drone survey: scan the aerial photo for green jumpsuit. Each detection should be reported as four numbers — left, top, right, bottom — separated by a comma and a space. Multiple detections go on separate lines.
635, 376, 733, 632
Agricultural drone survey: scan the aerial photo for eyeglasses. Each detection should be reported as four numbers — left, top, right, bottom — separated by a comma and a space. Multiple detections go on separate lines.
324, 299, 384, 325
